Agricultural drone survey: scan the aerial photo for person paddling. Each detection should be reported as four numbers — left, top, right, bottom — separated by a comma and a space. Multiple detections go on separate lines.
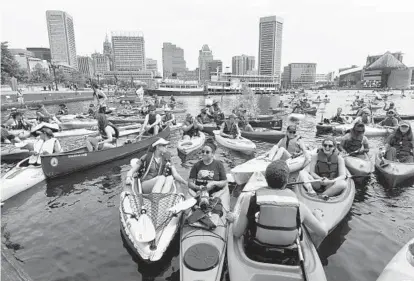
3, 111, 31, 130
220, 114, 241, 139
92, 84, 108, 112
382, 121, 414, 163
85, 109, 119, 152
237, 109, 254, 132
28, 127, 62, 165
227, 160, 328, 254
299, 136, 347, 198
138, 105, 162, 138
339, 122, 370, 159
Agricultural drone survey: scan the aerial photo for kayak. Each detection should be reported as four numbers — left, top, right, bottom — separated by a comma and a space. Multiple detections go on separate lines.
294, 169, 356, 242
344, 154, 373, 176
180, 186, 230, 281
288, 113, 306, 121
376, 237, 414, 281
155, 108, 187, 114
316, 123, 394, 137
312, 100, 324, 104
41, 127, 170, 178
202, 119, 282, 135
304, 107, 317, 115
241, 128, 284, 143
1, 145, 31, 163
345, 114, 414, 122
59, 120, 97, 130
177, 132, 206, 155
256, 115, 275, 120
108, 117, 145, 124
213, 130, 256, 155
227, 173, 327, 281
58, 114, 78, 121
231, 152, 310, 185
0, 158, 45, 202
120, 179, 184, 262
270, 108, 287, 114
374, 151, 414, 188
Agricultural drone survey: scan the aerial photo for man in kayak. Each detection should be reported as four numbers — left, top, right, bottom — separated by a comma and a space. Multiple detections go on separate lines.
196, 108, 212, 124
161, 108, 176, 129
182, 113, 203, 140
220, 114, 241, 139
382, 121, 414, 163
379, 110, 399, 128
352, 108, 372, 125
86, 109, 119, 151
261, 124, 309, 162
126, 138, 187, 193
138, 105, 162, 138
36, 104, 61, 124
339, 122, 370, 159
227, 160, 328, 253
299, 136, 347, 197
330, 107, 346, 124
28, 127, 62, 165
57, 104, 69, 115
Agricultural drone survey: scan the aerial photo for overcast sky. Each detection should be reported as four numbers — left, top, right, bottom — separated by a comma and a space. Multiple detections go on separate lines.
1, 0, 413, 73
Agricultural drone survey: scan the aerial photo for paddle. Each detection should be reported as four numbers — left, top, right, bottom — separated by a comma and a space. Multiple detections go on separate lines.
297, 237, 309, 281
134, 178, 156, 242
286, 174, 371, 187
167, 197, 197, 214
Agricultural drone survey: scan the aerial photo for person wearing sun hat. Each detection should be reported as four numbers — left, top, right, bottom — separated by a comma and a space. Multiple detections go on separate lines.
28, 127, 62, 165
126, 137, 187, 193
220, 113, 240, 139
339, 121, 370, 159
299, 136, 347, 198
383, 121, 414, 163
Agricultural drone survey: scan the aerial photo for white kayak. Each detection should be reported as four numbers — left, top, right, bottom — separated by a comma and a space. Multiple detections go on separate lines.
344, 153, 374, 176
228, 173, 327, 281
375, 151, 414, 188
231, 151, 311, 185
177, 132, 206, 155
288, 113, 305, 121
332, 124, 394, 137
58, 114, 78, 121
0, 158, 45, 202
120, 180, 184, 262
377, 237, 414, 281
213, 130, 256, 155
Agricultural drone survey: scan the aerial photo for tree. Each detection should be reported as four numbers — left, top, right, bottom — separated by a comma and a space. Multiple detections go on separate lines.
1, 41, 20, 84
54, 68, 69, 84
29, 65, 51, 83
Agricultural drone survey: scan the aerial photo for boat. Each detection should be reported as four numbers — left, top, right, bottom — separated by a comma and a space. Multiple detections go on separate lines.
41, 127, 170, 178
202, 119, 283, 135
1, 145, 31, 163
269, 107, 287, 114
288, 113, 306, 122
207, 80, 242, 95
227, 173, 327, 281
120, 178, 184, 262
344, 154, 373, 176
147, 79, 206, 96
304, 107, 317, 115
59, 120, 97, 130
344, 114, 414, 123
312, 100, 324, 104
213, 130, 256, 155
0, 158, 46, 202
108, 117, 145, 125
376, 237, 414, 281
316, 123, 394, 137
180, 186, 230, 281
155, 108, 187, 114
58, 114, 78, 121
231, 152, 310, 185
241, 128, 284, 143
177, 132, 206, 155
294, 169, 356, 241
374, 151, 414, 188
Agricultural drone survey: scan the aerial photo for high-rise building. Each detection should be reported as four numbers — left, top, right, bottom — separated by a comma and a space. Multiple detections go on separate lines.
207, 60, 223, 79
232, 55, 255, 75
282, 63, 317, 88
46, 10, 78, 69
103, 34, 113, 70
77, 56, 94, 78
258, 16, 283, 80
162, 42, 186, 78
198, 44, 214, 82
92, 52, 110, 76
112, 32, 145, 71
146, 58, 158, 76
26, 47, 51, 61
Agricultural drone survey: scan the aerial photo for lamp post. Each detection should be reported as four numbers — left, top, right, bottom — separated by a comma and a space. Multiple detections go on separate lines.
96, 74, 101, 86
49, 62, 59, 91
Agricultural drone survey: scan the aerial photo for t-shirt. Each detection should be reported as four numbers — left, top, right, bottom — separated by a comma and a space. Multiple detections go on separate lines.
189, 159, 226, 185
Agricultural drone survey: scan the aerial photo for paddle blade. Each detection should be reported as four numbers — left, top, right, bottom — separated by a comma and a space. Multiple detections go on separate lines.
168, 197, 197, 213
134, 213, 156, 242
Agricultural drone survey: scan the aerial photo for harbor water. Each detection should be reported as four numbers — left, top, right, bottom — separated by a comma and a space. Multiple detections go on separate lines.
1, 90, 414, 281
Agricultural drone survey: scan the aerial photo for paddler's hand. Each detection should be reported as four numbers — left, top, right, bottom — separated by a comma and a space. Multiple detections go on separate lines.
313, 208, 324, 220
125, 176, 133, 185
206, 181, 215, 190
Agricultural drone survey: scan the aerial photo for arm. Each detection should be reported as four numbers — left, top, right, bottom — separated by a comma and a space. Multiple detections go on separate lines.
219, 123, 231, 138
205, 162, 228, 191
301, 203, 328, 238
235, 124, 241, 138
171, 166, 187, 185
182, 121, 194, 132
126, 157, 143, 178
53, 140, 62, 153
152, 114, 162, 126
188, 163, 200, 192
360, 136, 369, 153
100, 126, 114, 144
335, 156, 346, 179
309, 154, 321, 180
232, 194, 253, 238
140, 115, 149, 134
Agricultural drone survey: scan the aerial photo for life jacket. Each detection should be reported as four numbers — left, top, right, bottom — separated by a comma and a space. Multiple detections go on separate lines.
100, 124, 119, 141
11, 119, 30, 130
183, 119, 198, 137
147, 113, 157, 125
390, 134, 413, 157
223, 121, 238, 137
315, 148, 339, 179
381, 117, 397, 127
342, 133, 362, 153
279, 136, 302, 155
162, 114, 176, 125
140, 152, 171, 180
197, 114, 210, 124
28, 138, 58, 165
238, 116, 248, 128
331, 115, 345, 124
254, 188, 300, 246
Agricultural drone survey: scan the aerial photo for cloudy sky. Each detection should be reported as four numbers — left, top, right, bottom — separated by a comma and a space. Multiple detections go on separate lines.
1, 0, 413, 73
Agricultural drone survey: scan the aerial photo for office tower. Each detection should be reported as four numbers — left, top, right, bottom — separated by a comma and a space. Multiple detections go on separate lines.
232, 55, 255, 75
77, 56, 94, 78
198, 44, 213, 82
112, 32, 145, 71
162, 42, 187, 78
92, 52, 110, 76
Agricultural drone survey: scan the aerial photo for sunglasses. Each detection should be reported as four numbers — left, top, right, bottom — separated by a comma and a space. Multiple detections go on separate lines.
388, 112, 394, 114
201, 150, 212, 155
400, 125, 409, 129
288, 130, 296, 134
323, 144, 334, 148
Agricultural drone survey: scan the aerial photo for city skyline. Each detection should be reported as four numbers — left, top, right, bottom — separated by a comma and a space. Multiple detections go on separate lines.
1, 0, 414, 74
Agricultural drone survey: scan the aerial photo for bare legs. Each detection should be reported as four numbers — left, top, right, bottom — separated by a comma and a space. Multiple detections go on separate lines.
299, 170, 347, 197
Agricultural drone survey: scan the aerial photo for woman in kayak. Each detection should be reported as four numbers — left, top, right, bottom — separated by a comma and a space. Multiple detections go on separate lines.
138, 105, 162, 138
352, 108, 372, 125
28, 127, 62, 165
161, 108, 176, 129
211, 101, 225, 124
92, 84, 108, 112
85, 110, 119, 152
220, 114, 241, 139
126, 138, 187, 193
299, 136, 347, 197
262, 124, 309, 162
383, 121, 414, 163
196, 108, 212, 124
188, 140, 227, 195
379, 110, 399, 128
182, 113, 203, 140
237, 109, 254, 132
227, 160, 328, 250
339, 122, 370, 159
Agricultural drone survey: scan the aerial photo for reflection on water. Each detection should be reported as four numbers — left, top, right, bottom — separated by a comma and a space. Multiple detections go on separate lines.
1, 91, 414, 281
